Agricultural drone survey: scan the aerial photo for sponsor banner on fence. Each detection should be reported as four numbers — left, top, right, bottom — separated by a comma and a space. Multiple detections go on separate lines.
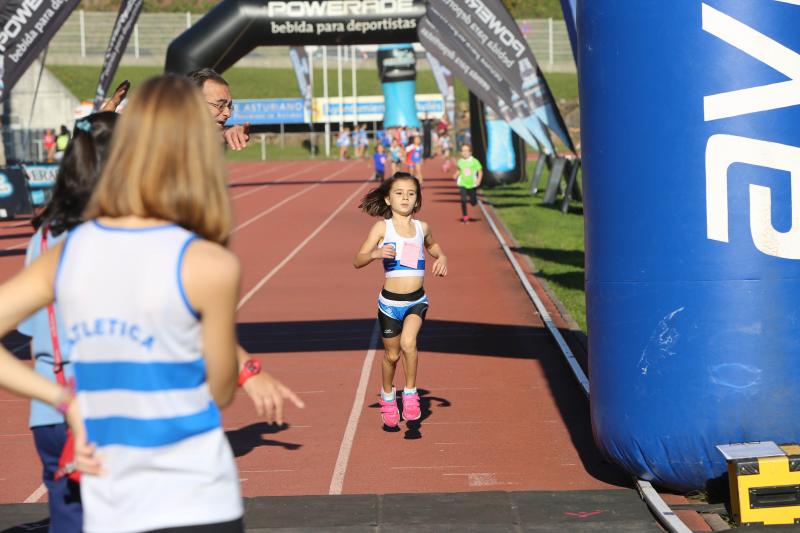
0, 0, 81, 101
0, 166, 33, 218
23, 163, 57, 206
23, 163, 57, 188
228, 98, 307, 125
227, 94, 443, 126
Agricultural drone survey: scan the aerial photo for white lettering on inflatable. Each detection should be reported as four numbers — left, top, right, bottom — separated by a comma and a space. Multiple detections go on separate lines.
706, 134, 800, 259
703, 4, 800, 259
267, 0, 416, 18
702, 3, 800, 121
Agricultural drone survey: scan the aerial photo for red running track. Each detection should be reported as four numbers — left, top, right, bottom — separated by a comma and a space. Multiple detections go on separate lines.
0, 157, 628, 505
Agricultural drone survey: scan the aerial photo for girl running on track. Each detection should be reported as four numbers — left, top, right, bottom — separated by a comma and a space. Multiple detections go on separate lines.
353, 172, 448, 428
390, 137, 403, 174
406, 135, 424, 183
337, 127, 351, 160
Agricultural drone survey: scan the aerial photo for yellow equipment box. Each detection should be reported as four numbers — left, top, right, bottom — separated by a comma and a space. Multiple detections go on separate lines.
727, 444, 800, 526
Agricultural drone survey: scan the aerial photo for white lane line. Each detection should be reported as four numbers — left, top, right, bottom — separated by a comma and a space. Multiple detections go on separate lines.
23, 483, 47, 503
228, 161, 290, 185
2, 240, 27, 252
328, 320, 379, 495
390, 465, 479, 470
236, 176, 369, 311
232, 163, 352, 233
231, 160, 328, 201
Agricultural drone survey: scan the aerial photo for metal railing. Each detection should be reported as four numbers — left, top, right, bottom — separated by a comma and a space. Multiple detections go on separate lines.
46, 12, 575, 72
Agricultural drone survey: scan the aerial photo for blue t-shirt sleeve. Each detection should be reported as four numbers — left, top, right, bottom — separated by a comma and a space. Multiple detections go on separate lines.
17, 230, 41, 337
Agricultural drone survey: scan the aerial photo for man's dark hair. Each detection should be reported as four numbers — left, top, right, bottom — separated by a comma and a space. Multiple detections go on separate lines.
187, 68, 229, 88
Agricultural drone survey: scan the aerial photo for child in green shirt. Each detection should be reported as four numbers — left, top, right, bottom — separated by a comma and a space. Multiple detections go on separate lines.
453, 144, 483, 223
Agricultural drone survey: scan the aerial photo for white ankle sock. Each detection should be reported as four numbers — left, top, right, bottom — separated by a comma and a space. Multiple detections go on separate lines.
381, 387, 396, 401
403, 387, 417, 395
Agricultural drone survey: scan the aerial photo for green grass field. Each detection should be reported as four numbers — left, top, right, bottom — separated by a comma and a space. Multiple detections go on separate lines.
481, 163, 586, 331
49, 65, 578, 107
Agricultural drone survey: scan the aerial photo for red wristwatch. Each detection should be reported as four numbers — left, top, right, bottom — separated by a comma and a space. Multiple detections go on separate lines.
237, 358, 262, 387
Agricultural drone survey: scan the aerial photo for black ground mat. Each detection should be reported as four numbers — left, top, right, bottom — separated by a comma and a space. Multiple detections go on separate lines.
0, 489, 671, 532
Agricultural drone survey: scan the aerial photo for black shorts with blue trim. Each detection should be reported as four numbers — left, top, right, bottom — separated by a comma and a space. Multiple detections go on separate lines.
377, 287, 429, 338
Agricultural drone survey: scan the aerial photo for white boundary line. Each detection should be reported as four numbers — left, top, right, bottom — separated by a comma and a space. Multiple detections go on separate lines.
23, 483, 47, 503
231, 160, 327, 201
237, 177, 369, 311
479, 198, 691, 533
228, 161, 290, 185
477, 200, 589, 396
328, 321, 379, 495
636, 479, 693, 533
232, 163, 352, 233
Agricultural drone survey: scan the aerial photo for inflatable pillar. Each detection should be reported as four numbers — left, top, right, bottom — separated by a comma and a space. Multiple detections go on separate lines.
469, 92, 526, 187
581, 1, 800, 491
377, 44, 420, 129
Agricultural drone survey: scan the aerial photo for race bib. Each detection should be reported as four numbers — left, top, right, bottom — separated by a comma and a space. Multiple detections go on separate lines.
400, 242, 421, 268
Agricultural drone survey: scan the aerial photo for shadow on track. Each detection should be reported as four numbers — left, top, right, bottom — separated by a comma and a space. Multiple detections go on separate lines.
225, 421, 302, 457
237, 318, 630, 487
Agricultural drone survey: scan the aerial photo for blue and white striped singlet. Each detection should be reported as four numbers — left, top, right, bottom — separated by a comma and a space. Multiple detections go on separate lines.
56, 220, 242, 533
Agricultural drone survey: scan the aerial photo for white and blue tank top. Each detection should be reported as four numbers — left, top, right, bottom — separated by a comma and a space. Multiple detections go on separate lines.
381, 218, 426, 278
55, 220, 242, 532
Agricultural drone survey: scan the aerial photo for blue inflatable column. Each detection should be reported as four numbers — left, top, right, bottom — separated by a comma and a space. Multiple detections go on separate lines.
468, 92, 525, 187
377, 44, 420, 129
581, 1, 800, 491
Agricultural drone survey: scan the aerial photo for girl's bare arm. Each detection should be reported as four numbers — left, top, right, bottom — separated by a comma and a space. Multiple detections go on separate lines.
423, 223, 448, 277
182, 240, 241, 407
354, 220, 394, 268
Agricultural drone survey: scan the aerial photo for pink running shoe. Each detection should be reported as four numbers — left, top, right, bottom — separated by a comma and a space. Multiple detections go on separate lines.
379, 397, 400, 428
402, 392, 421, 421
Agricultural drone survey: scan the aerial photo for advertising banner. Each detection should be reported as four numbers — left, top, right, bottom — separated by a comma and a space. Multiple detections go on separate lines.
482, 0, 574, 151
425, 51, 455, 124
93, 0, 143, 111
288, 45, 312, 124
225, 94, 444, 126
23, 163, 57, 206
0, 0, 81, 101
559, 0, 577, 63
0, 166, 32, 218
166, 0, 427, 74
427, 0, 573, 152
418, 15, 551, 153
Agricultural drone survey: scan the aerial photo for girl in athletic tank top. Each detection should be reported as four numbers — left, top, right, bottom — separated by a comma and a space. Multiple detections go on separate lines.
353, 172, 448, 429
0, 75, 242, 533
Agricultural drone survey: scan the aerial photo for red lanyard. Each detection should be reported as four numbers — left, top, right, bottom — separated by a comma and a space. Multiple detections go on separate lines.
40, 228, 66, 387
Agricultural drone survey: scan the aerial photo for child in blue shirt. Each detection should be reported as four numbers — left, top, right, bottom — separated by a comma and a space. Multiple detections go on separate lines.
373, 143, 387, 182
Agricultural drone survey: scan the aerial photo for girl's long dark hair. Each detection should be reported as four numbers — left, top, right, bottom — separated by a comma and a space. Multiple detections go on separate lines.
359, 172, 422, 218
32, 112, 118, 236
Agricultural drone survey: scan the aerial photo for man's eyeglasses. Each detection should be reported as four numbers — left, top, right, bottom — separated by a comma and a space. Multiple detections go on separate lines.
207, 100, 234, 114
